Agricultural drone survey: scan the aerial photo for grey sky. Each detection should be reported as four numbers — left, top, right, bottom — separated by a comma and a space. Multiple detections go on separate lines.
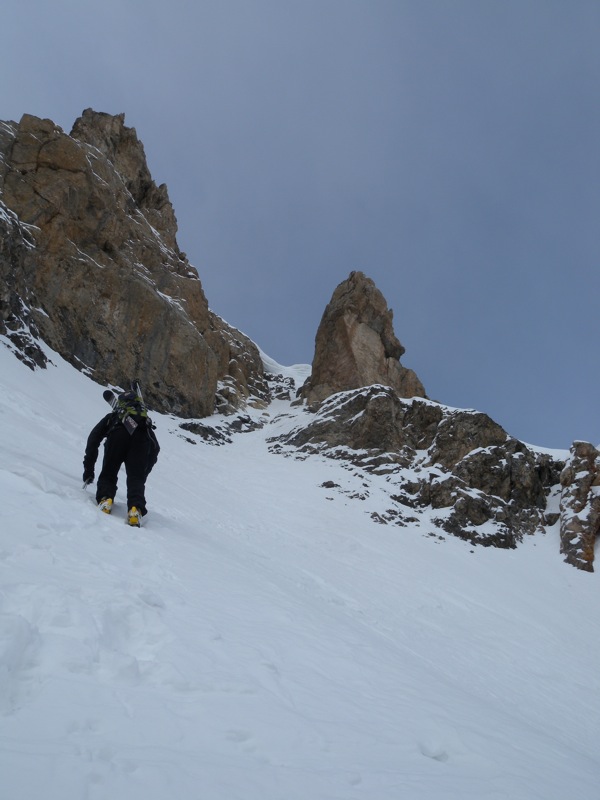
3, 0, 599, 448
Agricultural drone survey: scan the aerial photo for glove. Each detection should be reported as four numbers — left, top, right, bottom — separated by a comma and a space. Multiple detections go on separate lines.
82, 470, 94, 486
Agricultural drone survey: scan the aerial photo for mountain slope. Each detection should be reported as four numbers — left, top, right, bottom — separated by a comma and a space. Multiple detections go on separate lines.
0, 111, 267, 416
0, 342, 599, 800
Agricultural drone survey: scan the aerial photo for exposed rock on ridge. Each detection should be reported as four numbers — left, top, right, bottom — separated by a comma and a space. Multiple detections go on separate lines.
301, 271, 426, 406
559, 442, 600, 571
272, 385, 562, 548
277, 272, 589, 564
0, 194, 46, 370
0, 110, 267, 416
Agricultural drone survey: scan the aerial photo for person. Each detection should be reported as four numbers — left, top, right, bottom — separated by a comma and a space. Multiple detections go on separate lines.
83, 388, 160, 526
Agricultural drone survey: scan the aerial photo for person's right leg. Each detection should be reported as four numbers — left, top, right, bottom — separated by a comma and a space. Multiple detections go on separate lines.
124, 428, 151, 516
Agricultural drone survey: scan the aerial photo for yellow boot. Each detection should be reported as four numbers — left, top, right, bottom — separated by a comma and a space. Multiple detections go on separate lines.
127, 506, 141, 527
98, 497, 113, 514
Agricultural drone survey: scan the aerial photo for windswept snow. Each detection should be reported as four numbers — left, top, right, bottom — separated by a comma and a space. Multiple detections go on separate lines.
0, 340, 598, 799
260, 347, 311, 386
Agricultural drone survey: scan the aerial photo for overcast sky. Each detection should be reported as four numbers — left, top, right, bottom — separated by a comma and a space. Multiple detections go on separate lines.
3, 1, 599, 448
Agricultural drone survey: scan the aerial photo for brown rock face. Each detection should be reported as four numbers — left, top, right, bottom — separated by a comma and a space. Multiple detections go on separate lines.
301, 271, 426, 405
559, 441, 600, 572
0, 190, 46, 369
0, 110, 267, 416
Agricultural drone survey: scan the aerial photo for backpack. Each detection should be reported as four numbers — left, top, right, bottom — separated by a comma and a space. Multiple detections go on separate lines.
116, 390, 148, 422
103, 383, 150, 435
112, 388, 149, 435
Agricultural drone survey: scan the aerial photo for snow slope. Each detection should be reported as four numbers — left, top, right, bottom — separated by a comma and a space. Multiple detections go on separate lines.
0, 340, 599, 800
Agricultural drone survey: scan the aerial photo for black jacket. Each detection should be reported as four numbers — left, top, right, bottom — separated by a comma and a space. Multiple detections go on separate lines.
83, 413, 160, 478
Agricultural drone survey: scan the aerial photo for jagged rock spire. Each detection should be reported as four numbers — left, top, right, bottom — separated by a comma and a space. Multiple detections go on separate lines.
301, 271, 426, 406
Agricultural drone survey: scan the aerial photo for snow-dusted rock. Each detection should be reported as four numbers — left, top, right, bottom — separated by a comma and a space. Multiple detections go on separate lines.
0, 194, 46, 369
559, 440, 600, 571
0, 110, 267, 416
274, 385, 563, 547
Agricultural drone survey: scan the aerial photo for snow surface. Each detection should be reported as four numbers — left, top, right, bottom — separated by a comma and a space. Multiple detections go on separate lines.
0, 339, 599, 800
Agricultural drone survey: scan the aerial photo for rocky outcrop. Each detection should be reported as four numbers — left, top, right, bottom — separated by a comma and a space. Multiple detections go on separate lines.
300, 271, 426, 405
272, 385, 563, 548
559, 442, 600, 572
0, 110, 267, 416
284, 272, 568, 552
0, 194, 47, 369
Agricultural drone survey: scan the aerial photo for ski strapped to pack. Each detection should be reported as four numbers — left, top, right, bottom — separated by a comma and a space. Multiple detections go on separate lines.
102, 380, 148, 435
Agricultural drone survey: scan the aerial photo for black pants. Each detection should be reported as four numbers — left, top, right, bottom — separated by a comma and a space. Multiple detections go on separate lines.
96, 426, 152, 513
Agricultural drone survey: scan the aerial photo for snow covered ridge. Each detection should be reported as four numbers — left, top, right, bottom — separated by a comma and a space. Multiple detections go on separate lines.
174, 375, 600, 571
267, 384, 565, 550
1, 339, 600, 800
